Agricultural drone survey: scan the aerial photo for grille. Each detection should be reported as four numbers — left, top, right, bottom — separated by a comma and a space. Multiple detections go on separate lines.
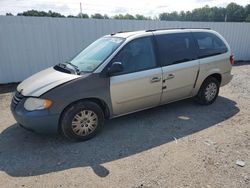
11, 91, 24, 110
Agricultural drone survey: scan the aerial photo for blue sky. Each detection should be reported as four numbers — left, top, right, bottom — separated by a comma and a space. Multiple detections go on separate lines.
0, 0, 250, 16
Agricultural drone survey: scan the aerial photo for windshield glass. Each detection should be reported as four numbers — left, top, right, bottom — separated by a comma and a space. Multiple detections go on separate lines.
69, 37, 125, 72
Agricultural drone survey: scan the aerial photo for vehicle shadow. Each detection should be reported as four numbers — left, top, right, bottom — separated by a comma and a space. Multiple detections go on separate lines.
0, 96, 239, 177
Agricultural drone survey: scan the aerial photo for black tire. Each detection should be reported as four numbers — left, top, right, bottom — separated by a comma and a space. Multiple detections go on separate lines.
60, 100, 104, 142
195, 77, 220, 105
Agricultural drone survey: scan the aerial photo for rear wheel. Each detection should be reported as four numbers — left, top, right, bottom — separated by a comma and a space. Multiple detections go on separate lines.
195, 77, 220, 105
61, 101, 104, 141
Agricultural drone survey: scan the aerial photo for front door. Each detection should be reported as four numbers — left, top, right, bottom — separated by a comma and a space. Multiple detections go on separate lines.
109, 36, 162, 116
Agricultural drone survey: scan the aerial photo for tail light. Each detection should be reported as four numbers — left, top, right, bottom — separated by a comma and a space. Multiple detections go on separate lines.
230, 55, 234, 65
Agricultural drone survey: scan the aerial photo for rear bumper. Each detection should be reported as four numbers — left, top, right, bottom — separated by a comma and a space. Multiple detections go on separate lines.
221, 72, 233, 87
11, 100, 60, 134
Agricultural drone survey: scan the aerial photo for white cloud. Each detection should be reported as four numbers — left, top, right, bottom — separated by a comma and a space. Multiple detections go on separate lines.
0, 0, 249, 16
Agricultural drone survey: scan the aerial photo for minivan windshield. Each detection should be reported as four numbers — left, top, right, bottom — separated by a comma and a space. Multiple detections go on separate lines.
68, 37, 125, 72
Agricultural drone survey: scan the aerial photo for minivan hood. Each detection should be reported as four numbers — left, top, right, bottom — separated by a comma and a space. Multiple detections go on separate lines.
17, 67, 81, 97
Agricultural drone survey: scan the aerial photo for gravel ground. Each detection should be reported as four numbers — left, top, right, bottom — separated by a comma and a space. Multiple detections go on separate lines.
0, 63, 249, 188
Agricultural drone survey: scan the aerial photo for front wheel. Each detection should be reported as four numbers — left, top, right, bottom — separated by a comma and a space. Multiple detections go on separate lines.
195, 77, 220, 105
60, 101, 104, 141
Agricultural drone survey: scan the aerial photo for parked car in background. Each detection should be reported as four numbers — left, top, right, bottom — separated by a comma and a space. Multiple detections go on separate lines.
11, 28, 234, 141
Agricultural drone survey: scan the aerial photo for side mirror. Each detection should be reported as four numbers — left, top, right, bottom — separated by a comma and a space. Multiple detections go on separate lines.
107, 62, 123, 76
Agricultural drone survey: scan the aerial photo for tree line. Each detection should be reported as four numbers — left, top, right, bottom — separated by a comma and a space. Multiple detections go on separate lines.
4, 2, 250, 22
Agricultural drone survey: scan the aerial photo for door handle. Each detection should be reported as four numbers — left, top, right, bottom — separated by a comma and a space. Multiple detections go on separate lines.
166, 74, 175, 80
151, 77, 161, 83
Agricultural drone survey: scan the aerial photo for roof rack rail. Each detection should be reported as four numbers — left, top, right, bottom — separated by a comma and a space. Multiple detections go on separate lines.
110, 30, 131, 36
146, 28, 211, 32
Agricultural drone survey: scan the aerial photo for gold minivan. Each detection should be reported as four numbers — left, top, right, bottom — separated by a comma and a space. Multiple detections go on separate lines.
11, 29, 233, 141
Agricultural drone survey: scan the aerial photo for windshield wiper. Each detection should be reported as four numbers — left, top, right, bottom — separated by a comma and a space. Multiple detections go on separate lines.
65, 61, 81, 75
54, 63, 73, 74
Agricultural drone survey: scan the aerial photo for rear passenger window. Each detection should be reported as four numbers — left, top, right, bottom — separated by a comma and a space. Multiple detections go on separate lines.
155, 33, 197, 66
193, 32, 228, 58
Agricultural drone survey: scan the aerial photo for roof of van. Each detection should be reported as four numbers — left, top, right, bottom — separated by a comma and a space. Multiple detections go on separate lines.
110, 28, 211, 38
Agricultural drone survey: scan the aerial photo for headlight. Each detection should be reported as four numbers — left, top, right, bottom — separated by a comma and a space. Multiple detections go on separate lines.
24, 98, 52, 111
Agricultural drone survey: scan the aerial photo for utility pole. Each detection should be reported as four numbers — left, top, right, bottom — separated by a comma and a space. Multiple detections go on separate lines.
80, 2, 83, 18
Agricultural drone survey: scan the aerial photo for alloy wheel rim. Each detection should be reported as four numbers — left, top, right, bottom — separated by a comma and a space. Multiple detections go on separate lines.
205, 82, 217, 101
71, 110, 98, 136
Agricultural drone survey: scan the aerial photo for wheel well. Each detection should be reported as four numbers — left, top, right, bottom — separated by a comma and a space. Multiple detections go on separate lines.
208, 73, 222, 84
85, 98, 110, 119
58, 98, 110, 133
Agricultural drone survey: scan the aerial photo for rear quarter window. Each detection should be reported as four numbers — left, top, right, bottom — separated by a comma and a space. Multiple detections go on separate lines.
193, 32, 228, 58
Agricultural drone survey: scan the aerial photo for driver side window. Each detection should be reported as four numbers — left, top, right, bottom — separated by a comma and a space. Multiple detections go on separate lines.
111, 37, 157, 75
